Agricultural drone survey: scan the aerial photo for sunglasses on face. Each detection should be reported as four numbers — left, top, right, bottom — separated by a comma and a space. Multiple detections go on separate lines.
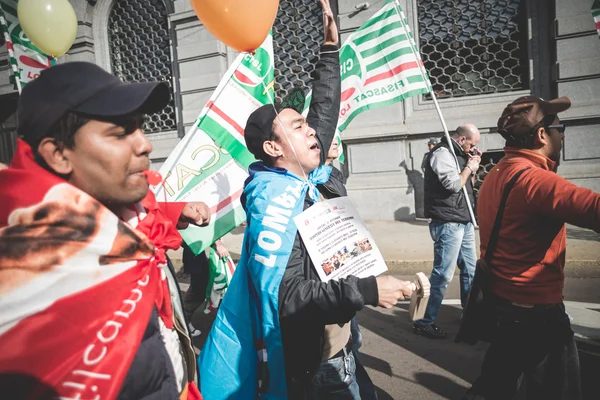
530, 114, 565, 135
546, 124, 565, 134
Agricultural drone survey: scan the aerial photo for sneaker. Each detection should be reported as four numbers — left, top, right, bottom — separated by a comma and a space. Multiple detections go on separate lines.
188, 322, 201, 337
413, 322, 447, 339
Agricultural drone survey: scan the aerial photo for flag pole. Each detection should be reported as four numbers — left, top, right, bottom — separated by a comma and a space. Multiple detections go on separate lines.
393, 0, 477, 227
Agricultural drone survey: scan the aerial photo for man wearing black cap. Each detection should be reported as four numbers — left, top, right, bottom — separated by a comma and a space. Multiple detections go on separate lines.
200, 2, 412, 399
0, 61, 211, 399
463, 96, 600, 399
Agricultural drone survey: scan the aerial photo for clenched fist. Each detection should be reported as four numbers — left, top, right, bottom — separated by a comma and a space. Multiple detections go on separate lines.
376, 275, 414, 309
177, 202, 211, 229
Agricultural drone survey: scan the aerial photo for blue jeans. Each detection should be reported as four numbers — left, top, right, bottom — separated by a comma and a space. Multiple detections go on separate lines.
311, 347, 378, 399
416, 221, 476, 326
350, 318, 362, 351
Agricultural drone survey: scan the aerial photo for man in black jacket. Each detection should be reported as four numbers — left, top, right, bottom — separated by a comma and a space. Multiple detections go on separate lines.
414, 125, 481, 339
241, 2, 413, 398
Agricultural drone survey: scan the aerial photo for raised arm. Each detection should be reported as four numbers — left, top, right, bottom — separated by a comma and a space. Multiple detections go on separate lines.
306, 0, 341, 166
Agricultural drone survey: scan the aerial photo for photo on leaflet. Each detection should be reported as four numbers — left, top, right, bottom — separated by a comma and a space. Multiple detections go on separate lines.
320, 238, 373, 276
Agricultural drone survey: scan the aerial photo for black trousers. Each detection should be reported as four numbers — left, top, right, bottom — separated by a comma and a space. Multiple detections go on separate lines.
182, 243, 209, 319
464, 298, 581, 400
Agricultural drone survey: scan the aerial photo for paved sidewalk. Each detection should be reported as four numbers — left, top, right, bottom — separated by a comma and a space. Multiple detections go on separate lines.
169, 220, 600, 277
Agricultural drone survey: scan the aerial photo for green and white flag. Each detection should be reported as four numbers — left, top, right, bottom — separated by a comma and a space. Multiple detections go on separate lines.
297, 0, 432, 162
336, 0, 431, 133
593, 0, 600, 39
0, 0, 55, 90
154, 35, 274, 254
156, 0, 433, 253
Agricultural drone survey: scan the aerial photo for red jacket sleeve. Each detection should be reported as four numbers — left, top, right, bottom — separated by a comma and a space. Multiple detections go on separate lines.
158, 202, 186, 227
525, 169, 600, 233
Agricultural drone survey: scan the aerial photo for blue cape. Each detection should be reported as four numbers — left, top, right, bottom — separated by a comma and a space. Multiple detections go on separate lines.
199, 162, 331, 399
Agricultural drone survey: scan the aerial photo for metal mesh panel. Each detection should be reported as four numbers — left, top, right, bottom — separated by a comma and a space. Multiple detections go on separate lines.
417, 0, 528, 99
108, 0, 176, 133
272, 0, 324, 103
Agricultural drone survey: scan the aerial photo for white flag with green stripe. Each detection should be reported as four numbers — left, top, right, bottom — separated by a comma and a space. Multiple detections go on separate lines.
0, 0, 55, 90
593, 0, 600, 39
336, 0, 431, 133
154, 35, 274, 254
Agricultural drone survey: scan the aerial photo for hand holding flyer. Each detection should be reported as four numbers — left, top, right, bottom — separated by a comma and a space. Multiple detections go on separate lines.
294, 196, 388, 282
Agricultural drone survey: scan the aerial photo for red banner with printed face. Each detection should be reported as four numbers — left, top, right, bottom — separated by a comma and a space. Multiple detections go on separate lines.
0, 140, 201, 399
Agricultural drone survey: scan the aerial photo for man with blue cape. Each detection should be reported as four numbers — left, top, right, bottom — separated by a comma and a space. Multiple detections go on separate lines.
200, 1, 414, 398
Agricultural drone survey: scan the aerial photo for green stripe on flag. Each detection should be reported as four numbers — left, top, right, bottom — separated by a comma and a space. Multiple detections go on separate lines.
360, 36, 409, 58
353, 21, 403, 46
365, 46, 415, 72
406, 74, 426, 84
593, 0, 600, 16
182, 206, 246, 254
200, 115, 256, 170
337, 87, 430, 133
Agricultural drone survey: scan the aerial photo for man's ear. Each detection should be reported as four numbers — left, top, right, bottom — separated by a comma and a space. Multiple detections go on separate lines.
37, 138, 73, 176
263, 139, 283, 159
533, 127, 549, 147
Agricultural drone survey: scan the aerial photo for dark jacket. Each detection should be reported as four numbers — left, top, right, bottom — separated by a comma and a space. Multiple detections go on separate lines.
119, 259, 197, 400
319, 166, 347, 198
241, 45, 378, 394
279, 167, 377, 394
424, 137, 475, 223
275, 48, 378, 392
118, 308, 180, 400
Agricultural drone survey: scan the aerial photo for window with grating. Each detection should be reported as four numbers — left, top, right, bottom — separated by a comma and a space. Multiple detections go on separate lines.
107, 0, 176, 133
272, 0, 324, 103
417, 0, 528, 99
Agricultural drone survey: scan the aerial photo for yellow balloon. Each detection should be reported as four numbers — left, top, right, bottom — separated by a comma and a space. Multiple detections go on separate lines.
17, 0, 78, 57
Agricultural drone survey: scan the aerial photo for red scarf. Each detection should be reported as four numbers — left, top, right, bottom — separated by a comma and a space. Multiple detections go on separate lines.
0, 140, 200, 399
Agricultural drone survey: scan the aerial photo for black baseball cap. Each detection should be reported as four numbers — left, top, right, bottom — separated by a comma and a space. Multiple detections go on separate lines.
244, 104, 279, 161
244, 101, 304, 161
18, 61, 170, 148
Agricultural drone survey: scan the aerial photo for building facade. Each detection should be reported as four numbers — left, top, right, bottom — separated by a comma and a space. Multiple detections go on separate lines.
1, 0, 599, 220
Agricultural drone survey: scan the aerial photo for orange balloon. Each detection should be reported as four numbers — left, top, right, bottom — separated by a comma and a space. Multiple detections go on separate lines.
190, 0, 280, 53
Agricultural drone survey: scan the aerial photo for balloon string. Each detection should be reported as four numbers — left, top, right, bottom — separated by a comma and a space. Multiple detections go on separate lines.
259, 79, 308, 182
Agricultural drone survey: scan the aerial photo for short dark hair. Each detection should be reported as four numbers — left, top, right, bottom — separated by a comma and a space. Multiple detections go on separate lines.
30, 112, 90, 172
27, 112, 90, 152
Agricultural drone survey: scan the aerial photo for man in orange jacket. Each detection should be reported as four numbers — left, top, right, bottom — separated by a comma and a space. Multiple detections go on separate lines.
464, 96, 600, 400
